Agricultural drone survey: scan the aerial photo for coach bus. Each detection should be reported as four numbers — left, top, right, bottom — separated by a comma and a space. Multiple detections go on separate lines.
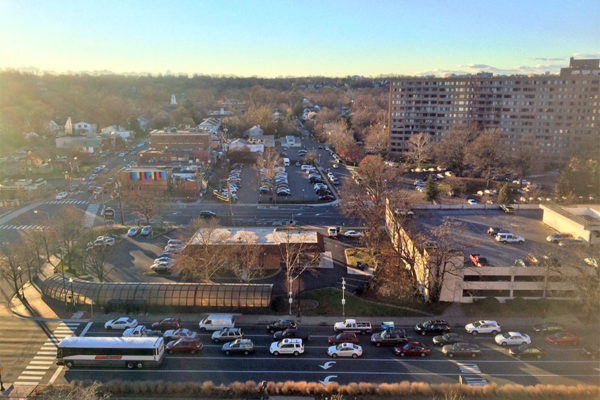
57, 336, 165, 369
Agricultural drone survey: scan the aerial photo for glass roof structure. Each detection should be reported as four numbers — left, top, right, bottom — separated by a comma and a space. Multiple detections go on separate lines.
41, 275, 272, 308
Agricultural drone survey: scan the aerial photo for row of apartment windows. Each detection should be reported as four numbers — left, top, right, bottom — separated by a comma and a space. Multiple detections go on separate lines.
462, 290, 575, 298
392, 78, 599, 87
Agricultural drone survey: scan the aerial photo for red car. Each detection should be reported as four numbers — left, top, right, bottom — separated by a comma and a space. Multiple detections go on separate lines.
151, 317, 181, 331
546, 332, 581, 346
469, 253, 488, 267
394, 341, 431, 357
166, 338, 203, 354
328, 332, 359, 345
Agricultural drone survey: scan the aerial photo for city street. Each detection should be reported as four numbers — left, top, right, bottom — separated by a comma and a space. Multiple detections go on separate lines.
54, 321, 600, 387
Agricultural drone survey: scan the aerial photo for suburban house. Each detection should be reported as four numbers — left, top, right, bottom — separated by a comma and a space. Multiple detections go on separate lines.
186, 227, 324, 269
73, 121, 97, 135
100, 125, 134, 139
227, 138, 264, 154
245, 125, 264, 138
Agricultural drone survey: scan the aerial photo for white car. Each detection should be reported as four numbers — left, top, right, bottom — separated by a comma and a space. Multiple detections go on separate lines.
103, 237, 115, 246
151, 260, 173, 271
494, 332, 531, 347
495, 233, 525, 244
467, 199, 478, 205
327, 343, 363, 358
167, 239, 184, 246
163, 328, 197, 341
127, 227, 140, 237
465, 320, 501, 335
140, 225, 153, 236
164, 244, 184, 253
269, 338, 304, 356
123, 325, 149, 337
105, 317, 138, 330
344, 230, 363, 238
56, 192, 68, 200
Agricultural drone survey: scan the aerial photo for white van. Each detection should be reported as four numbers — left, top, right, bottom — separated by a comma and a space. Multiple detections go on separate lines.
283, 158, 290, 167
327, 226, 339, 237
198, 314, 235, 331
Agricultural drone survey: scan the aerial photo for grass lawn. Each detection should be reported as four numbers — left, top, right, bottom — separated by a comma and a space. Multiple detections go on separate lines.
344, 247, 374, 268
298, 288, 424, 317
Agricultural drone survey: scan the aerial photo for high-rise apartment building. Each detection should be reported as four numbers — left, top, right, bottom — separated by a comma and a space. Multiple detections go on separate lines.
388, 58, 600, 159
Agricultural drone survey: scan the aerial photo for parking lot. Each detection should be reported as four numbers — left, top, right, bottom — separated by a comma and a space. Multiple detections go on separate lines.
415, 208, 589, 267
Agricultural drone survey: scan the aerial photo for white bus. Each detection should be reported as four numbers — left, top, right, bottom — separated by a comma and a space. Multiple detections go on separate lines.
57, 336, 165, 369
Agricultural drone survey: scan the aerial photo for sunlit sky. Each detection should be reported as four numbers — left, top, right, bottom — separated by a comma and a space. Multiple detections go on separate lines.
0, 0, 598, 77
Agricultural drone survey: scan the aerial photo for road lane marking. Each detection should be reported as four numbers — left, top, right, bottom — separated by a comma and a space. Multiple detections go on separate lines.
21, 371, 46, 375
164, 356, 600, 363
69, 369, 600, 378
80, 322, 93, 337
49, 366, 63, 385
25, 365, 51, 370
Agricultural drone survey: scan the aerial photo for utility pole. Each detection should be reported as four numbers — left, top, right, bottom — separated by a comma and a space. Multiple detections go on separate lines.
341, 278, 346, 317
288, 276, 293, 316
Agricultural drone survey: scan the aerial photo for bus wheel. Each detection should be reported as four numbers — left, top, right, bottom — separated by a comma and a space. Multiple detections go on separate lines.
66, 361, 74, 368
136, 362, 143, 369
127, 361, 135, 369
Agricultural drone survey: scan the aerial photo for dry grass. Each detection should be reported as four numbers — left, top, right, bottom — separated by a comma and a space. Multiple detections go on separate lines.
36, 380, 600, 399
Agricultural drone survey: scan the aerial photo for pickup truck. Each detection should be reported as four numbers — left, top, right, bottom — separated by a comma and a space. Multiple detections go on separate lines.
333, 319, 373, 334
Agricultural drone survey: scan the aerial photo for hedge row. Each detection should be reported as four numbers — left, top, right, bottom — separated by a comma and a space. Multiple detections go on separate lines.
39, 380, 600, 399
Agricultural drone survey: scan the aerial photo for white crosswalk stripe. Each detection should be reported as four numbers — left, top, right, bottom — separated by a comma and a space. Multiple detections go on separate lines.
14, 321, 80, 386
0, 224, 47, 231
46, 200, 88, 205
456, 362, 481, 374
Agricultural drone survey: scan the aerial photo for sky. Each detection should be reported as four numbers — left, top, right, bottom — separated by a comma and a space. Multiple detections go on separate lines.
0, 0, 599, 77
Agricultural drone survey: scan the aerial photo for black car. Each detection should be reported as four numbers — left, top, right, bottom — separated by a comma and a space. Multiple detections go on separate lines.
533, 322, 564, 334
273, 328, 310, 341
267, 319, 297, 333
319, 194, 335, 201
199, 210, 217, 219
370, 330, 408, 347
221, 339, 255, 356
509, 344, 545, 359
415, 320, 451, 336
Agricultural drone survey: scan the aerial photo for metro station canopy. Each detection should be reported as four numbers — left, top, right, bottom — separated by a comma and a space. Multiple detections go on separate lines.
41, 275, 272, 309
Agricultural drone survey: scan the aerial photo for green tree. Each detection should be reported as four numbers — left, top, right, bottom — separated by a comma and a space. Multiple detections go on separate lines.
498, 182, 517, 205
424, 176, 440, 204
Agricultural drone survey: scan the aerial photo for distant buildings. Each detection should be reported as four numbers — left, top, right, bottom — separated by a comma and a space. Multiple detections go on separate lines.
388, 58, 600, 159
150, 127, 211, 152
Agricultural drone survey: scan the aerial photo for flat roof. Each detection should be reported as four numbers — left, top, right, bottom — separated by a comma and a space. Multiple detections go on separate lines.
190, 227, 319, 246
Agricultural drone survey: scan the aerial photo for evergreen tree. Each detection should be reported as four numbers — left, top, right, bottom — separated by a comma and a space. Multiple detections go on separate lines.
498, 182, 516, 205
424, 176, 440, 204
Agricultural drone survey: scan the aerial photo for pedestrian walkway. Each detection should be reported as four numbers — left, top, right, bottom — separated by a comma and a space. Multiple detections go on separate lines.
82, 203, 99, 227
45, 200, 88, 205
13, 321, 79, 387
0, 224, 46, 231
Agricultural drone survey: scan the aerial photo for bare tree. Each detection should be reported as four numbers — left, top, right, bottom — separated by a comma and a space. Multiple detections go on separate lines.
177, 217, 230, 282
0, 242, 24, 298
464, 129, 509, 186
124, 191, 160, 225
228, 231, 264, 282
405, 132, 432, 168
40, 382, 110, 400
304, 150, 318, 165
83, 246, 113, 282
53, 207, 84, 274
432, 125, 480, 176
364, 122, 388, 154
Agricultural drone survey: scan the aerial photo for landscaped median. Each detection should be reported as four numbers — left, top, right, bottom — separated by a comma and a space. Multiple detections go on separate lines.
297, 288, 424, 317
38, 380, 600, 399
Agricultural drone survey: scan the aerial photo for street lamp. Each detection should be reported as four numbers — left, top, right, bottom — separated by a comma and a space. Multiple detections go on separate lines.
69, 277, 75, 311
17, 266, 24, 299
341, 277, 346, 317
288, 276, 293, 316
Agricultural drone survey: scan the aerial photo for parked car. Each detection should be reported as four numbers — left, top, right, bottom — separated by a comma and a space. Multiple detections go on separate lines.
267, 319, 297, 333
494, 332, 531, 346
394, 342, 431, 357
328, 332, 359, 345
513, 258, 529, 267
433, 333, 463, 346
127, 226, 140, 237
140, 225, 153, 236
487, 226, 506, 236
558, 239, 587, 247
533, 322, 564, 334
469, 253, 489, 267
163, 328, 197, 341
343, 230, 363, 238
509, 344, 545, 359
269, 338, 304, 356
105, 317, 138, 330
467, 199, 478, 205
273, 328, 311, 342
166, 338, 203, 354
199, 210, 217, 219
151, 260, 173, 272
442, 342, 481, 358
222, 338, 255, 355
327, 343, 363, 358
546, 233, 572, 243
319, 194, 335, 201
546, 332, 581, 346
370, 330, 408, 347
414, 320, 451, 336
495, 232, 525, 244
151, 317, 181, 331
465, 320, 501, 335
211, 327, 244, 343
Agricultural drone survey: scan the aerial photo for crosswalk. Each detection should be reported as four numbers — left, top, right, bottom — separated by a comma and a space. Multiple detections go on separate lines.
45, 200, 88, 205
456, 362, 481, 374
0, 224, 47, 231
13, 321, 80, 386
455, 362, 488, 386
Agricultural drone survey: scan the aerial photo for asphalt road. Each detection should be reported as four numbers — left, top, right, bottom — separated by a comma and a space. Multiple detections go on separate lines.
56, 322, 600, 386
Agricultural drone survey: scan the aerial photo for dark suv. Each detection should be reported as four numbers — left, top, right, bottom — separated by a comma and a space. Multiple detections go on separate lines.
267, 319, 297, 333
414, 320, 451, 336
